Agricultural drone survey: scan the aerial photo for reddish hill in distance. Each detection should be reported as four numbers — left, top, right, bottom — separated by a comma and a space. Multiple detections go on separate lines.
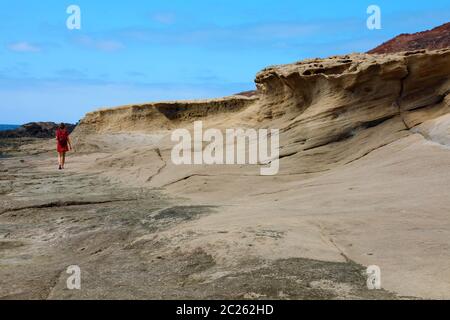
368, 22, 450, 54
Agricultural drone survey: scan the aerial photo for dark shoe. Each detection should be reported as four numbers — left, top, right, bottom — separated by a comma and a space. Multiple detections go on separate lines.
58, 165, 62, 170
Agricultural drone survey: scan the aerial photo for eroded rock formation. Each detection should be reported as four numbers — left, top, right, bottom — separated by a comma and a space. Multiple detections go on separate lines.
75, 96, 258, 134
3, 46, 450, 300
74, 49, 450, 176
250, 49, 450, 173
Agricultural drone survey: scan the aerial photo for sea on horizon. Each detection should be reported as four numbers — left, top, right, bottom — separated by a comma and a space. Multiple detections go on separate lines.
0, 124, 20, 131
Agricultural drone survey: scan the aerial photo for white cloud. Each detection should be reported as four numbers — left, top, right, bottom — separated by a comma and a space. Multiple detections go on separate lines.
7, 42, 41, 53
96, 40, 124, 52
119, 21, 323, 49
152, 12, 176, 25
75, 36, 124, 52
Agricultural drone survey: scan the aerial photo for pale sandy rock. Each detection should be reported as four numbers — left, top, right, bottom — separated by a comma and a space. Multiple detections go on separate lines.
2, 48, 450, 299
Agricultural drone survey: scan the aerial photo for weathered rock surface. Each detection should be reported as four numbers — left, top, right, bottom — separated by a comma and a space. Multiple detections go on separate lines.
249, 49, 450, 173
73, 49, 450, 178
1, 48, 450, 300
75, 96, 257, 135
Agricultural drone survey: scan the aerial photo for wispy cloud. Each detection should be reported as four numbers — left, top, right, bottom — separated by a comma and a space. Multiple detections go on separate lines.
151, 12, 176, 25
118, 21, 321, 50
7, 42, 41, 53
55, 68, 88, 79
74, 35, 124, 52
127, 71, 146, 78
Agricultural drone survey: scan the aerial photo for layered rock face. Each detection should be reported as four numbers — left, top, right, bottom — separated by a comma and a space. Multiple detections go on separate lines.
250, 49, 450, 173
74, 96, 258, 135
74, 49, 450, 176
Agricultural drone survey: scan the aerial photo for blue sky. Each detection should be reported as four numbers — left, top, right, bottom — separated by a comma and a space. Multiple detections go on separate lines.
1, 0, 449, 124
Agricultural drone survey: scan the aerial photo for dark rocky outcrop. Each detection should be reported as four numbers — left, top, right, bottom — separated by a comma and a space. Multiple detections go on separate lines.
0, 122, 76, 139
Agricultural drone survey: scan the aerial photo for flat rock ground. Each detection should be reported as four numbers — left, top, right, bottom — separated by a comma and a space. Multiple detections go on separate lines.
1, 121, 450, 299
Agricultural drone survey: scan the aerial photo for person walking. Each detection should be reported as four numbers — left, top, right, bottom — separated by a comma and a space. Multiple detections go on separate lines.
56, 123, 72, 170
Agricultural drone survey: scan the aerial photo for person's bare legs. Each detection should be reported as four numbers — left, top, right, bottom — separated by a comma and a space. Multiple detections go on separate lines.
61, 152, 66, 169
58, 152, 62, 169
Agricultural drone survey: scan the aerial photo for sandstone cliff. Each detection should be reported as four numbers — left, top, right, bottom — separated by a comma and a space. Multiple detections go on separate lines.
74, 49, 450, 176
4, 47, 450, 300
75, 96, 258, 135
249, 49, 450, 173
